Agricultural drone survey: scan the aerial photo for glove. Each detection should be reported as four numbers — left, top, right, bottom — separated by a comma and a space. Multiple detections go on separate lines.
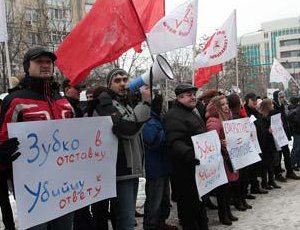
192, 158, 200, 166
0, 138, 21, 164
186, 156, 200, 166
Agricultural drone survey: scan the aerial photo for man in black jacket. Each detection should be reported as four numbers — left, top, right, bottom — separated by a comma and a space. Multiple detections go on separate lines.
0, 138, 20, 230
62, 79, 84, 118
164, 83, 208, 230
272, 90, 300, 181
94, 68, 151, 230
288, 96, 300, 171
244, 93, 268, 195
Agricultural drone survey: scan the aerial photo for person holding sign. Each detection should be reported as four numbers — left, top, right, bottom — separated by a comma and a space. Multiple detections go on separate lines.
273, 91, 300, 181
244, 93, 268, 196
205, 95, 239, 226
0, 137, 20, 230
0, 47, 75, 230
95, 68, 151, 230
227, 93, 252, 211
257, 99, 281, 189
164, 83, 209, 230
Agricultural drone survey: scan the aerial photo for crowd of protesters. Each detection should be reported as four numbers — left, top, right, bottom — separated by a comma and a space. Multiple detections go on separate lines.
0, 46, 300, 230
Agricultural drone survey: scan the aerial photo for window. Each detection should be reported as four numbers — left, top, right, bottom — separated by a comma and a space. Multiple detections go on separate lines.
47, 0, 67, 6
85, 4, 93, 13
281, 50, 300, 58
25, 8, 39, 25
50, 32, 66, 43
48, 8, 70, 21
27, 32, 41, 44
85, 0, 95, 13
280, 39, 300, 47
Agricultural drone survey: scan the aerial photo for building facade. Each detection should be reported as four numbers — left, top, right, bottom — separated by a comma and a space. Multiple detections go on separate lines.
240, 17, 300, 96
0, 0, 95, 91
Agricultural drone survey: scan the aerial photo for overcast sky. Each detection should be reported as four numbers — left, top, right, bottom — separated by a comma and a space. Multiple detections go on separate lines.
166, 0, 300, 38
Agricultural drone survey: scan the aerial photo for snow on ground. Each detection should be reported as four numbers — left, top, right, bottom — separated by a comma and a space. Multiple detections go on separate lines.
135, 173, 300, 230
2, 169, 300, 229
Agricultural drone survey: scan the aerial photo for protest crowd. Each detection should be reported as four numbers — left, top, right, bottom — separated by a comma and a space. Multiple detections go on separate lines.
0, 46, 299, 230
0, 0, 300, 229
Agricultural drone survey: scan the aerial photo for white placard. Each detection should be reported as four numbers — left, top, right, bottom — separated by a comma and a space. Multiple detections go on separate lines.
249, 122, 262, 154
8, 117, 118, 229
192, 130, 228, 198
271, 113, 289, 147
223, 118, 261, 171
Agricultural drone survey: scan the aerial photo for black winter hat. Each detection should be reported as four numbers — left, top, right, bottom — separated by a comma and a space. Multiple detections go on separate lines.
106, 68, 128, 88
175, 83, 198, 96
23, 47, 57, 74
244, 93, 257, 103
61, 78, 85, 92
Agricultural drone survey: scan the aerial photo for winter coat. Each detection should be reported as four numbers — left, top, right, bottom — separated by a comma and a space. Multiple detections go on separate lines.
164, 101, 206, 198
287, 104, 300, 135
259, 110, 277, 154
143, 111, 171, 181
65, 96, 83, 118
273, 91, 291, 140
205, 103, 239, 182
0, 76, 74, 169
95, 90, 151, 181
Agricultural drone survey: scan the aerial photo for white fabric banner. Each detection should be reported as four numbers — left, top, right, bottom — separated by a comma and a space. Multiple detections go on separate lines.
194, 10, 237, 68
0, 0, 8, 42
270, 58, 292, 89
148, 0, 198, 54
192, 130, 228, 198
271, 113, 289, 147
223, 118, 261, 171
8, 117, 118, 229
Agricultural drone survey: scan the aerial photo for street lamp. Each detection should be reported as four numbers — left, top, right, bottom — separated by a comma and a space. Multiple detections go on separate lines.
235, 29, 264, 89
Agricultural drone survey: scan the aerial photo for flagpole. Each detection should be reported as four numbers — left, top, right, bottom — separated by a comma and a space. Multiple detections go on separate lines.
290, 77, 300, 89
128, 0, 155, 62
4, 40, 11, 89
192, 45, 196, 86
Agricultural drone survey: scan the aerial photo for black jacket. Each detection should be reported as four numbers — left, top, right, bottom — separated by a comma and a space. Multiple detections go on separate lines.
287, 104, 300, 135
95, 90, 150, 180
164, 101, 206, 197
259, 110, 277, 154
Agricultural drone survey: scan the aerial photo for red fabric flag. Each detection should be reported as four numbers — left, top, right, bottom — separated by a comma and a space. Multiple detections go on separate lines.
132, 0, 165, 33
55, 0, 146, 86
132, 0, 165, 53
194, 64, 223, 87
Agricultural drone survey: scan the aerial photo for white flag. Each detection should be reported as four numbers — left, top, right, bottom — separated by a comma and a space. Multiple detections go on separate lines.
148, 0, 198, 54
270, 58, 292, 89
0, 0, 8, 42
194, 10, 237, 68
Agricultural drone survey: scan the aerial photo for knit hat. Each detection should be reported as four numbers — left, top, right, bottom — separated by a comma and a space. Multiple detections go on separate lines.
106, 68, 128, 88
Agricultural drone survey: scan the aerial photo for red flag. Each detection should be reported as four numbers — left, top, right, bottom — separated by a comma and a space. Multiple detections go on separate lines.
55, 0, 146, 86
194, 64, 223, 87
132, 0, 165, 33
132, 0, 165, 53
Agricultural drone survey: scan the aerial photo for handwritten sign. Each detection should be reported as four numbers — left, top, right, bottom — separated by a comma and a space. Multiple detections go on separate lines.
249, 122, 262, 154
192, 130, 228, 198
223, 118, 261, 171
8, 117, 118, 229
271, 113, 289, 148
